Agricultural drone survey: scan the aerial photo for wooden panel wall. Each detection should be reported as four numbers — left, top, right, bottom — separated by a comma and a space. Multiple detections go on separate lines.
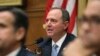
25, 0, 47, 51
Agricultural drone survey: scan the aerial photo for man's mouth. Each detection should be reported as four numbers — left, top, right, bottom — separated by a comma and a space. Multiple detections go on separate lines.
47, 29, 53, 32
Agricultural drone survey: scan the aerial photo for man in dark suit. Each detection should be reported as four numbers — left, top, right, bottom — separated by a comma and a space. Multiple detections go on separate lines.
63, 0, 100, 56
0, 7, 35, 56
40, 7, 75, 56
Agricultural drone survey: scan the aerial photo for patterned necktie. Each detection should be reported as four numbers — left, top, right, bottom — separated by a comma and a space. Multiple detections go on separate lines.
51, 44, 58, 56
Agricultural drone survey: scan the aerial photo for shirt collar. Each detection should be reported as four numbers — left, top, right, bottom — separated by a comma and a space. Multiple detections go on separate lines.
52, 33, 67, 48
6, 46, 21, 56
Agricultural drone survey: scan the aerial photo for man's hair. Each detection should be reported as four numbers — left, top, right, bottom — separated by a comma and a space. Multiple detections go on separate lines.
0, 6, 28, 46
50, 7, 70, 22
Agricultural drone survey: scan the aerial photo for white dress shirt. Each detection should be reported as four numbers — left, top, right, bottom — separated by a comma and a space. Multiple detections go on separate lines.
6, 47, 21, 56
52, 33, 67, 54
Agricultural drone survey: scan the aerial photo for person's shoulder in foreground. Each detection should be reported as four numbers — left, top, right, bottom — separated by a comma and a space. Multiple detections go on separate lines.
17, 47, 35, 56
0, 7, 36, 56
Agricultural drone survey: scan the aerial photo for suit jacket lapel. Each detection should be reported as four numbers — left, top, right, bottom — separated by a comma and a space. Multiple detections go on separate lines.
17, 47, 34, 56
17, 47, 25, 56
42, 39, 52, 56
57, 33, 75, 56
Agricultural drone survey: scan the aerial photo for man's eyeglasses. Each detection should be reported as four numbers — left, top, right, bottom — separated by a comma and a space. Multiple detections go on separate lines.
79, 15, 100, 25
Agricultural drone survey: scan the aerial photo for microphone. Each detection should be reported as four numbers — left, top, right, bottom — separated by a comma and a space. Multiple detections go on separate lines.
25, 37, 44, 46
38, 37, 51, 47
33, 37, 44, 45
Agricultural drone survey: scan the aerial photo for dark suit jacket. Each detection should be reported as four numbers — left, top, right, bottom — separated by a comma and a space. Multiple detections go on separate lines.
17, 47, 35, 56
40, 33, 75, 56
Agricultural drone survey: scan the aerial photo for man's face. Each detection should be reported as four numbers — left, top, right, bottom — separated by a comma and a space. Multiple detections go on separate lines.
0, 11, 18, 50
79, 1, 100, 48
45, 9, 68, 38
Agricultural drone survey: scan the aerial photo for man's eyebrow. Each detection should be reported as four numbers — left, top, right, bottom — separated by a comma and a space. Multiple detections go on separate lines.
0, 23, 7, 27
91, 15, 100, 18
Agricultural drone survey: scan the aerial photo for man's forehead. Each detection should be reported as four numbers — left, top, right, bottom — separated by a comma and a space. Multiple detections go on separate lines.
84, 0, 100, 17
87, 0, 100, 9
0, 11, 15, 23
47, 9, 62, 18
49, 9, 62, 15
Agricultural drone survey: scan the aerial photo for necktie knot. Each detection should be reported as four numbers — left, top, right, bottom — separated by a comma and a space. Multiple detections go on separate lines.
51, 44, 58, 56
53, 44, 58, 51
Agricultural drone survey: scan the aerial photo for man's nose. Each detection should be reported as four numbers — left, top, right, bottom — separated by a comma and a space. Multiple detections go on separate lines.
46, 20, 52, 27
81, 23, 90, 32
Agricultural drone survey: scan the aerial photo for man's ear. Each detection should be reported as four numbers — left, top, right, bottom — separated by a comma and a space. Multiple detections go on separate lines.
63, 21, 69, 30
15, 27, 25, 41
